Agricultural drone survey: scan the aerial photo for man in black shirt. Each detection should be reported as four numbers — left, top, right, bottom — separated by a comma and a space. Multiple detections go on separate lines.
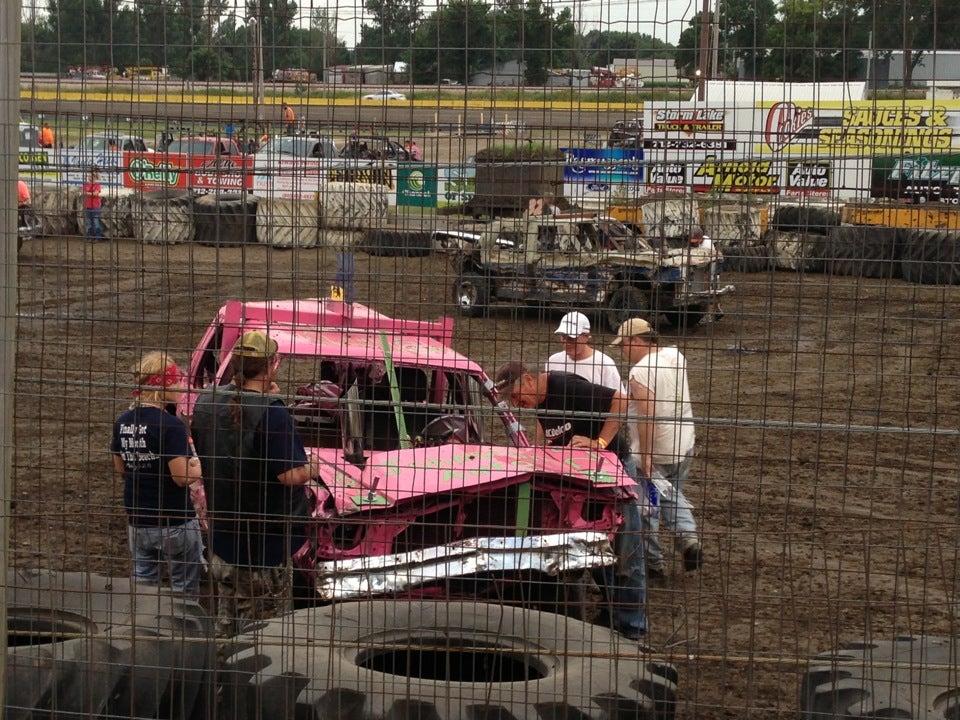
495, 361, 649, 640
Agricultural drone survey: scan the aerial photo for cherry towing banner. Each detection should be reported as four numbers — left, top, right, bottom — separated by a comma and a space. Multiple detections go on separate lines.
123, 151, 254, 192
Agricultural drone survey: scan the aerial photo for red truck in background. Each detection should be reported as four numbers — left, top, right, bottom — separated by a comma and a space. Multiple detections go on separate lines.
589, 67, 618, 88
123, 136, 253, 192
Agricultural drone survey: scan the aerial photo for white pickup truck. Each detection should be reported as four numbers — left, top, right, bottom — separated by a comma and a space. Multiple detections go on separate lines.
60, 132, 154, 186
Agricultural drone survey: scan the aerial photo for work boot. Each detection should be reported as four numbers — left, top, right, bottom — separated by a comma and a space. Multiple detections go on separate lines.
647, 560, 666, 579
679, 537, 703, 571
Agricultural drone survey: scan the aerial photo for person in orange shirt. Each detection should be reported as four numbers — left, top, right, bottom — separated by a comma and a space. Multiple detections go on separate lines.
18, 180, 31, 208
39, 122, 55, 148
281, 102, 296, 134
83, 168, 104, 242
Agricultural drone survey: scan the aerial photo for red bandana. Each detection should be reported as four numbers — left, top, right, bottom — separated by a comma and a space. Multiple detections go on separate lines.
132, 364, 181, 396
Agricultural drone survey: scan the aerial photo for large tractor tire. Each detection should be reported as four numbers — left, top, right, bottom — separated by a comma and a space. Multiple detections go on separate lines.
900, 229, 960, 285
36, 187, 80, 237
5, 569, 215, 720
769, 230, 828, 272
638, 196, 696, 247
801, 636, 959, 720
363, 229, 432, 257
194, 193, 258, 246
256, 196, 319, 248
724, 244, 773, 274
824, 225, 901, 279
772, 205, 840, 235
132, 189, 195, 245
219, 601, 678, 720
320, 182, 389, 230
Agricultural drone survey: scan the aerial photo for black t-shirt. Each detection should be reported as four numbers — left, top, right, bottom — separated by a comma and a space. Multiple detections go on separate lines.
536, 372, 628, 458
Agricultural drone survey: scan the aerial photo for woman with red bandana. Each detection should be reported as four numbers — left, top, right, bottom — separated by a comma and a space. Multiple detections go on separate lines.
111, 351, 204, 597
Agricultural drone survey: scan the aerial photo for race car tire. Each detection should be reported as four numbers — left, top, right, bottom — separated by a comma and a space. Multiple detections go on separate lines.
800, 635, 959, 720
256, 196, 319, 248
320, 182, 389, 230
219, 601, 678, 720
5, 569, 215, 720
194, 193, 258, 246
132, 189, 195, 245
900, 229, 960, 285
724, 244, 773, 273
453, 271, 490, 316
825, 225, 901, 279
604, 284, 652, 332
662, 303, 707, 330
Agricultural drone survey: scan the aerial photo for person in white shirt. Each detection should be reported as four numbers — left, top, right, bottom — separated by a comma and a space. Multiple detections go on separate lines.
690, 225, 724, 324
544, 312, 623, 391
612, 317, 703, 577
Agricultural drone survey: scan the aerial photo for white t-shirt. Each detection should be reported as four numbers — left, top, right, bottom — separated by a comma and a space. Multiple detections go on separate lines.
628, 346, 695, 465
545, 349, 623, 392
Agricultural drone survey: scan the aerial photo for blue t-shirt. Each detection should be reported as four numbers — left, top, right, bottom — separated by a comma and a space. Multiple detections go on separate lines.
111, 405, 195, 526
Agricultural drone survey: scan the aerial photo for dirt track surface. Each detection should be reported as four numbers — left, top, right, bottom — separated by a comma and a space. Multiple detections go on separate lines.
12, 235, 960, 717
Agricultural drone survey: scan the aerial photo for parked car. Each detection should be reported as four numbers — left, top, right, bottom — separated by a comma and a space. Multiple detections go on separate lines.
339, 135, 410, 161
184, 298, 637, 615
253, 135, 340, 174
451, 213, 735, 329
362, 89, 407, 102
607, 118, 643, 148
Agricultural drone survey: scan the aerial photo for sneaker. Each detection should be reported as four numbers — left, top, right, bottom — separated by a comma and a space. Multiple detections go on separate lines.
697, 315, 714, 326
681, 539, 703, 571
647, 561, 666, 579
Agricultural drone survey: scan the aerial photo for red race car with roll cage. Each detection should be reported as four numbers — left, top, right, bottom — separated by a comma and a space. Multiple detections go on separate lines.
182, 298, 639, 617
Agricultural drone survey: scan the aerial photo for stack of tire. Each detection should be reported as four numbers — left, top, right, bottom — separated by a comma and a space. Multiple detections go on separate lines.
637, 194, 698, 249
704, 202, 772, 273
5, 569, 215, 719
256, 195, 319, 248
35, 187, 80, 237
194, 193, 258, 246
131, 189, 195, 245
764, 205, 841, 273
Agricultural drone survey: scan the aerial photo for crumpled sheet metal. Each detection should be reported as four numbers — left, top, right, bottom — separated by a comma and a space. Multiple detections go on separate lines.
312, 531, 614, 600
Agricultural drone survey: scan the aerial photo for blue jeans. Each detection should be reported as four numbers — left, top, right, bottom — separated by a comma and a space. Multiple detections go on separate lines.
601, 455, 649, 638
645, 452, 699, 567
85, 208, 102, 239
128, 518, 204, 597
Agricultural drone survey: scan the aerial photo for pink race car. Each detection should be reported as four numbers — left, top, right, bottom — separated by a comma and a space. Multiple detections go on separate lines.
185, 298, 637, 617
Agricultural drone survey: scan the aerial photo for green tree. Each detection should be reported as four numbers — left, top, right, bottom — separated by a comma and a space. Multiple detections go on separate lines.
355, 0, 423, 64
492, 0, 576, 85
719, 0, 776, 78
580, 30, 673, 69
409, 0, 494, 84
764, 0, 863, 81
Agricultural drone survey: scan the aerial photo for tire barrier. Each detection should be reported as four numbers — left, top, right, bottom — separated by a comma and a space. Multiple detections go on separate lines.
319, 182, 389, 230
194, 193, 258, 246
768, 229, 829, 272
35, 187, 80, 237
900, 229, 960, 285
74, 188, 135, 240
824, 224, 901, 279
219, 600, 679, 720
702, 203, 766, 247
5, 569, 215, 720
256, 196, 319, 248
771, 204, 841, 235
131, 189, 195, 245
362, 229, 433, 257
723, 244, 774, 273
636, 195, 697, 246
801, 636, 959, 720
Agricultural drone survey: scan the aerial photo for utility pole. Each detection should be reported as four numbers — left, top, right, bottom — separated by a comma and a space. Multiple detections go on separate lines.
249, 12, 265, 129
697, 0, 711, 101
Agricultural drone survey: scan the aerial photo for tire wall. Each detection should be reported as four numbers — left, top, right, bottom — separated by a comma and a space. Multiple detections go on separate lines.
637, 196, 697, 242
5, 569, 215, 720
319, 181, 389, 230
131, 190, 195, 245
702, 203, 766, 248
256, 196, 319, 248
36, 187, 80, 236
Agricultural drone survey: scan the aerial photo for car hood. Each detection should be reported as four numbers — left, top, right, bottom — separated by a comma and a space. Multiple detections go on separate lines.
313, 444, 633, 515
